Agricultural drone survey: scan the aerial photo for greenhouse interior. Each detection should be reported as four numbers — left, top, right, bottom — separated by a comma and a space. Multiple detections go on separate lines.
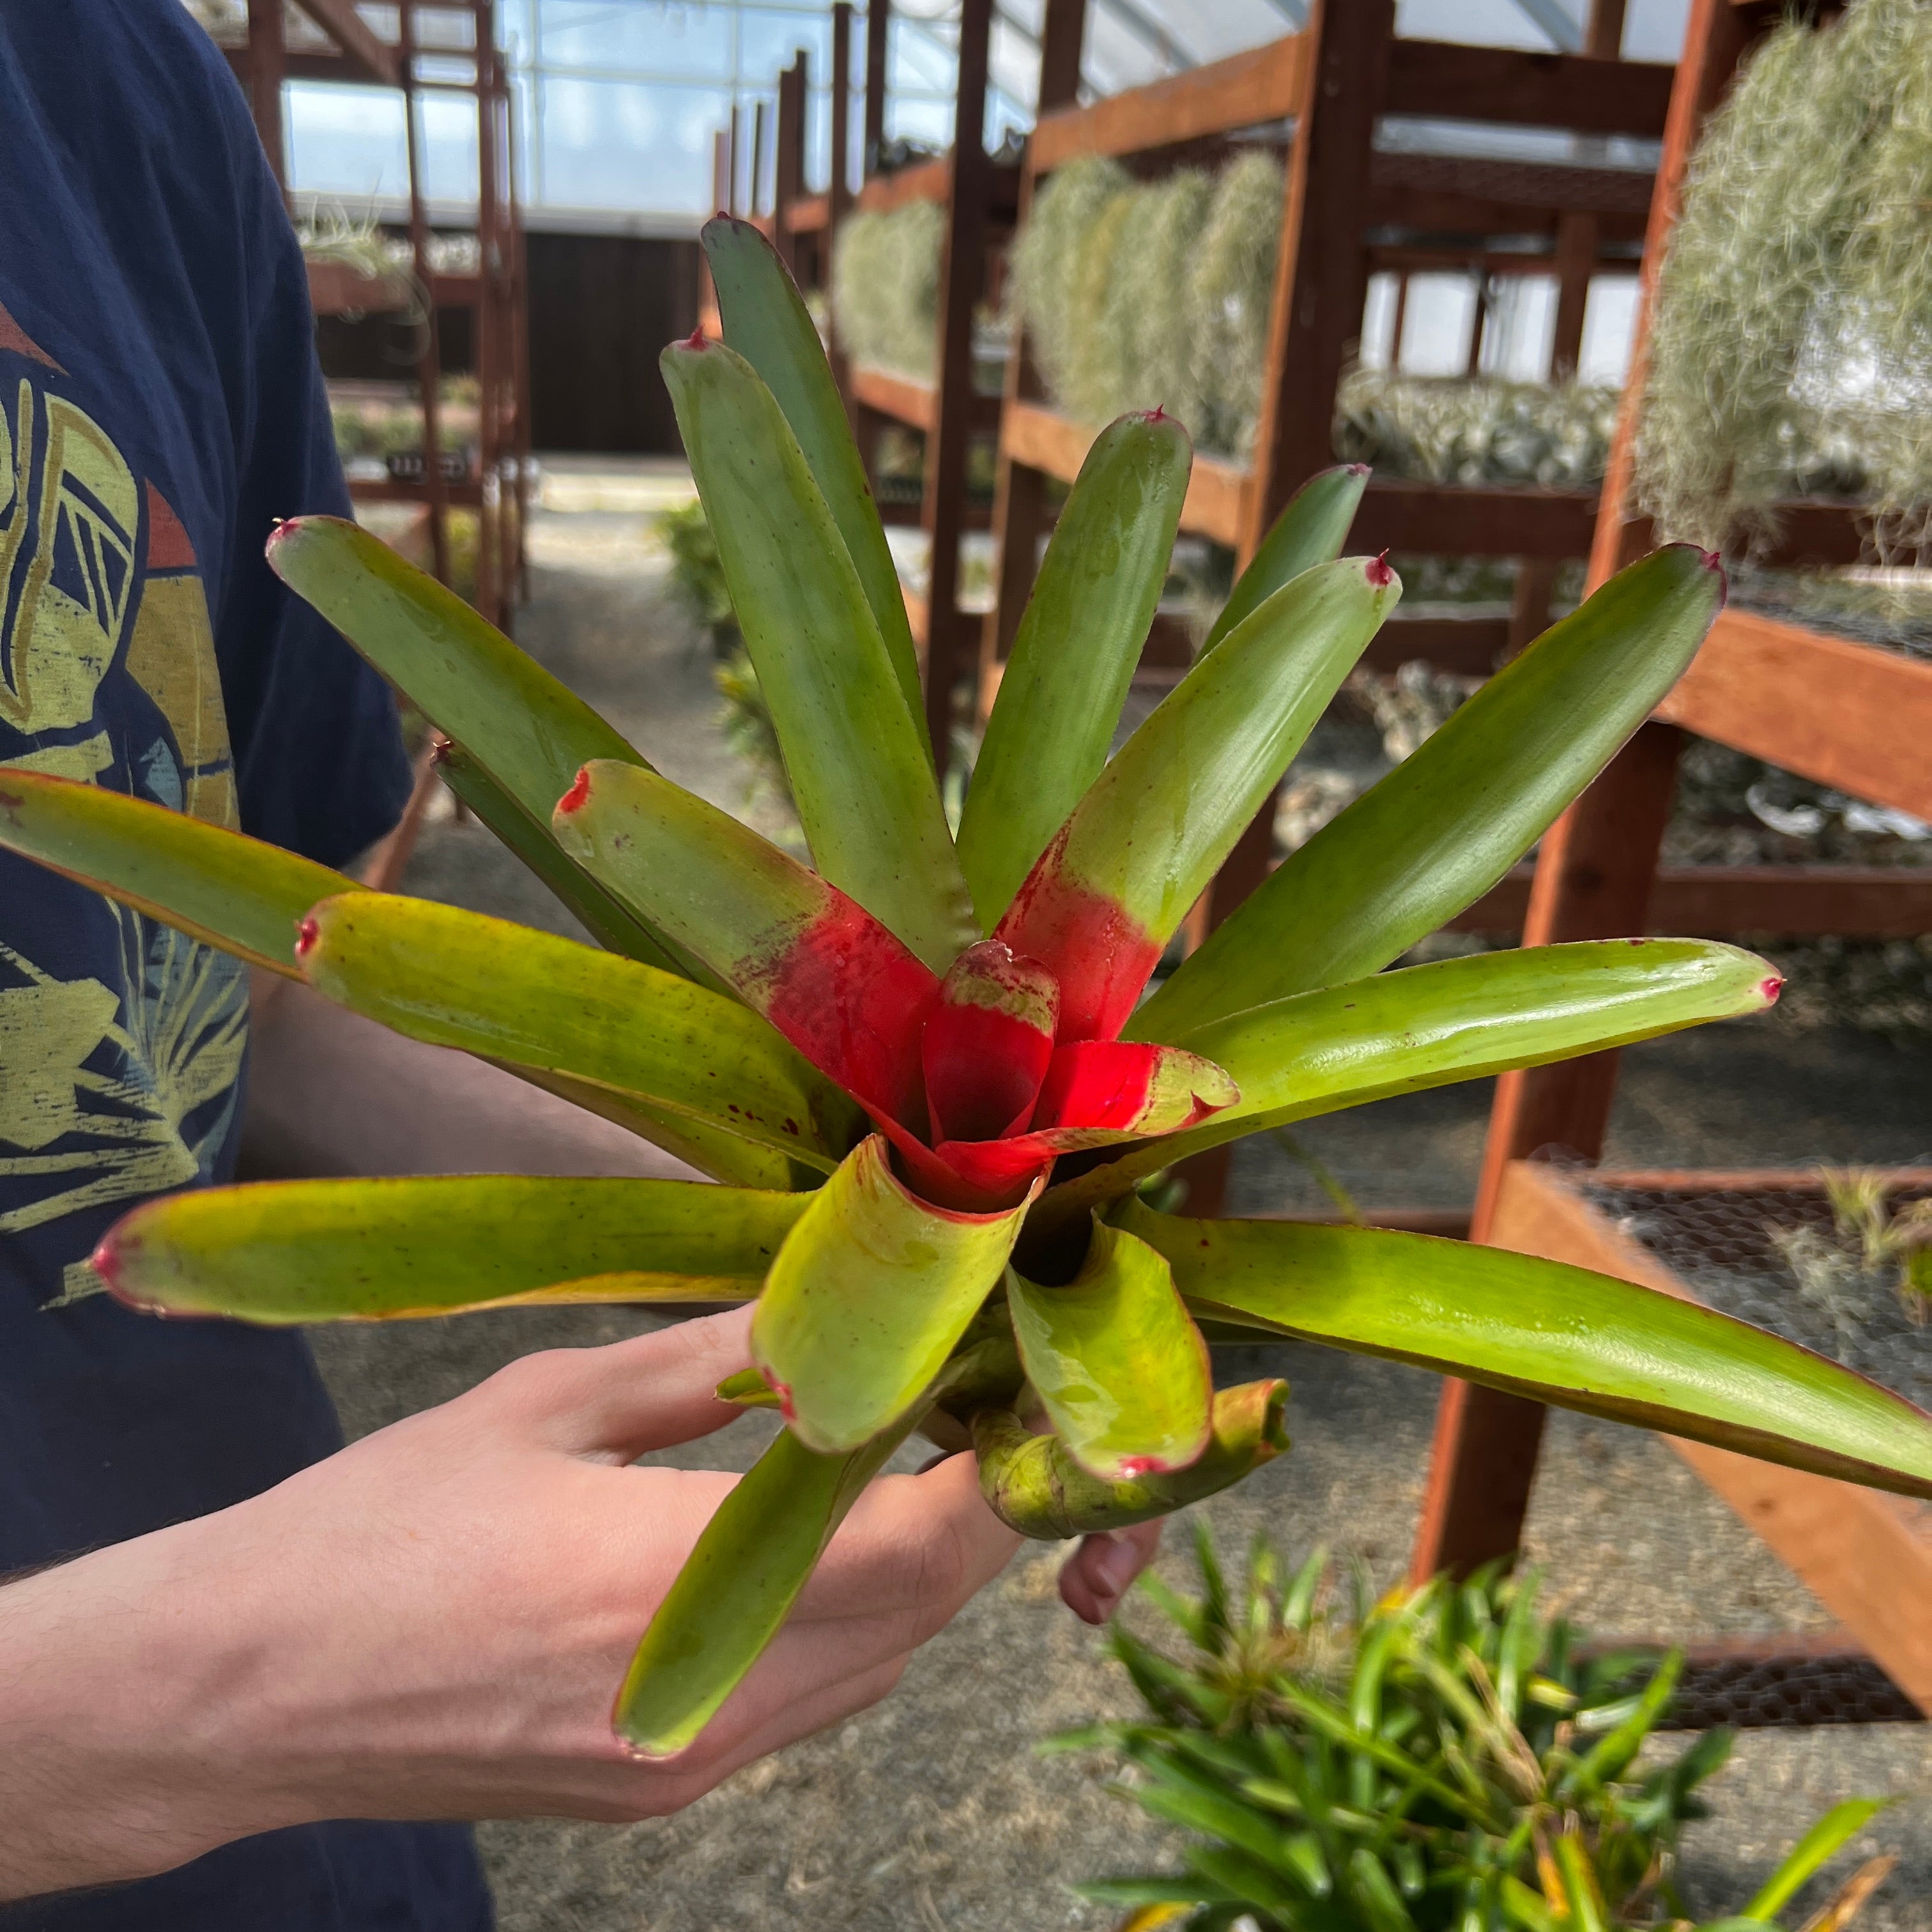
3, 0, 1932, 1925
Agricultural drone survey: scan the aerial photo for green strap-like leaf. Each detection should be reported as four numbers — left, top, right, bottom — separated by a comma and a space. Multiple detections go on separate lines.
613, 1330, 1015, 1756
999, 557, 1399, 1012
0, 770, 356, 976
1135, 544, 1726, 1039
1118, 1202, 1932, 1499
660, 335, 976, 969
265, 516, 700, 977
956, 411, 1192, 928
96, 1174, 804, 1322
1199, 464, 1368, 659
753, 1135, 1030, 1453
972, 1381, 1289, 1538
702, 215, 925, 746
1743, 1799, 1893, 1920
435, 742, 697, 979
296, 893, 861, 1174
1006, 1220, 1212, 1481
1046, 940, 1780, 1218
613, 1413, 912, 1755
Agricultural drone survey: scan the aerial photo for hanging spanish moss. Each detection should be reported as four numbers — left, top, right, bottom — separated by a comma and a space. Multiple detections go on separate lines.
1334, 370, 1618, 489
1634, 0, 1932, 562
830, 201, 947, 381
1008, 153, 1282, 459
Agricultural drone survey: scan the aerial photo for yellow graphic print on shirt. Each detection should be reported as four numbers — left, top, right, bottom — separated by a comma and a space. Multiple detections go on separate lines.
0, 342, 248, 1269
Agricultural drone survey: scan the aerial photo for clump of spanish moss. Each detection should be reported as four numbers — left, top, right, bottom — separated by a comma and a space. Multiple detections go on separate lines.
1335, 369, 1618, 487
830, 202, 946, 380
1636, 0, 1932, 562
1184, 151, 1284, 458
1008, 152, 1282, 458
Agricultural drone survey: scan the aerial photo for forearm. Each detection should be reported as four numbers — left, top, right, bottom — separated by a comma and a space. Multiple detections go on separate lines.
0, 1520, 288, 1897
241, 969, 700, 1181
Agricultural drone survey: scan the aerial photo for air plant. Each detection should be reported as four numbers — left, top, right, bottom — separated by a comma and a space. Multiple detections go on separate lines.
7, 218, 1932, 1763
1061, 1531, 1896, 1931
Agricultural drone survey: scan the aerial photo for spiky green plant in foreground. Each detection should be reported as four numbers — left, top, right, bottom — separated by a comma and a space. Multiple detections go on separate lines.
1061, 1533, 1896, 1931
7, 218, 1932, 1758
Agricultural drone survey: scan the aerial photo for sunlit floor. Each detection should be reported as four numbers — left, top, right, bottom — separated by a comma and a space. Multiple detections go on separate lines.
310, 475, 1932, 1931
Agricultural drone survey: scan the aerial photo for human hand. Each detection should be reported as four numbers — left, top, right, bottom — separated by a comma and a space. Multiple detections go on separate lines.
1, 1305, 1153, 1896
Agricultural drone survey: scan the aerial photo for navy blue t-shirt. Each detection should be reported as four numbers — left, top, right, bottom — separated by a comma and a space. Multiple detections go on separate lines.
0, 4, 490, 1923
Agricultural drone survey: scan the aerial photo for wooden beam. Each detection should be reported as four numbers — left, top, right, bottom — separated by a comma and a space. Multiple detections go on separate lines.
1383, 40, 1670, 137
1029, 35, 1307, 174
1484, 1162, 1932, 1715
1367, 150, 1655, 221
288, 0, 401, 84
919, 0, 993, 779
852, 364, 1000, 434
864, 0, 889, 176
1356, 477, 1598, 559
1449, 864, 1932, 937
1656, 608, 1932, 825
1038, 0, 1087, 112
306, 259, 413, 316
244, 0, 288, 190
831, 4, 855, 224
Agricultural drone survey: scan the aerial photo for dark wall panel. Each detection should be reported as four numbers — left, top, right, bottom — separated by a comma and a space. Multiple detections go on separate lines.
525, 231, 705, 454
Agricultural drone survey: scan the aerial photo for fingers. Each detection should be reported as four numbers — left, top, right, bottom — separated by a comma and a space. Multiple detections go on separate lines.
479, 1305, 757, 1459
1059, 1518, 1163, 1626
792, 1449, 1019, 1631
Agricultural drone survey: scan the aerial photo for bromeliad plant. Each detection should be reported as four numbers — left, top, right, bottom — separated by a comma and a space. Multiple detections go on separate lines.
1061, 1533, 1896, 1931
8, 218, 1932, 1758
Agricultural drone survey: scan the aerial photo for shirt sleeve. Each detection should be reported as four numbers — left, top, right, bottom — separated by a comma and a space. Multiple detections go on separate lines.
210, 125, 412, 871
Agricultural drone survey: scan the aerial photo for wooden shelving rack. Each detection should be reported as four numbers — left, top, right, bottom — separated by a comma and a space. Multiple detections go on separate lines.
220, 0, 531, 638
1412, 0, 1932, 1724
981, 0, 1682, 945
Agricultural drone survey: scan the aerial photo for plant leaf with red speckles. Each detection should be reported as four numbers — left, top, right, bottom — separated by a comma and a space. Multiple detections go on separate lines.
957, 411, 1192, 928
295, 893, 862, 1183
551, 760, 939, 1128
751, 1135, 1033, 1453
922, 940, 1059, 1145
1041, 940, 1781, 1225
1120, 1201, 1932, 1501
702, 215, 926, 746
264, 515, 699, 981
974, 1381, 1289, 1539
1197, 463, 1368, 659
994, 556, 1399, 1041
0, 769, 359, 977
1137, 544, 1725, 1041
95, 1176, 802, 1322
661, 334, 975, 969
1006, 1220, 1212, 1481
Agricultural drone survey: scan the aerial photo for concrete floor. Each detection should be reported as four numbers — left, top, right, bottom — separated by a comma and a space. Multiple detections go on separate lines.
309, 493, 1932, 1929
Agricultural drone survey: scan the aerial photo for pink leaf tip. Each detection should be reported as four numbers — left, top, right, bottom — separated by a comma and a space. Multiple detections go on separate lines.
1117, 1455, 1169, 1478
1346, 463, 1370, 477
557, 766, 593, 816
1366, 550, 1395, 588
1760, 974, 1784, 1006
88, 1234, 125, 1300
684, 323, 709, 350
294, 916, 319, 958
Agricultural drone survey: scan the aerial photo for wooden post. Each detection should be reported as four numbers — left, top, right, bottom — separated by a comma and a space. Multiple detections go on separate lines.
1038, 0, 1087, 110
398, 3, 452, 588
977, 0, 1085, 716
473, 1, 501, 629
753, 99, 770, 217
245, 0, 289, 195
864, 0, 890, 177
1409, 0, 1760, 1584
775, 56, 806, 273
728, 102, 744, 214
831, 5, 855, 222
919, 0, 993, 779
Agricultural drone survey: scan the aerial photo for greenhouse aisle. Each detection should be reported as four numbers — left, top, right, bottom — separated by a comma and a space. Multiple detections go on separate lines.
305, 478, 1932, 1932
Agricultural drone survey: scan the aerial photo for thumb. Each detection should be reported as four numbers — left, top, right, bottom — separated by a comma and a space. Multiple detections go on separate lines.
487, 1303, 758, 1460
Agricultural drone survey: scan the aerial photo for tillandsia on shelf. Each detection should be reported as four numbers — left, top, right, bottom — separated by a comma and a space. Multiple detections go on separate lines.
6, 218, 1932, 1762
